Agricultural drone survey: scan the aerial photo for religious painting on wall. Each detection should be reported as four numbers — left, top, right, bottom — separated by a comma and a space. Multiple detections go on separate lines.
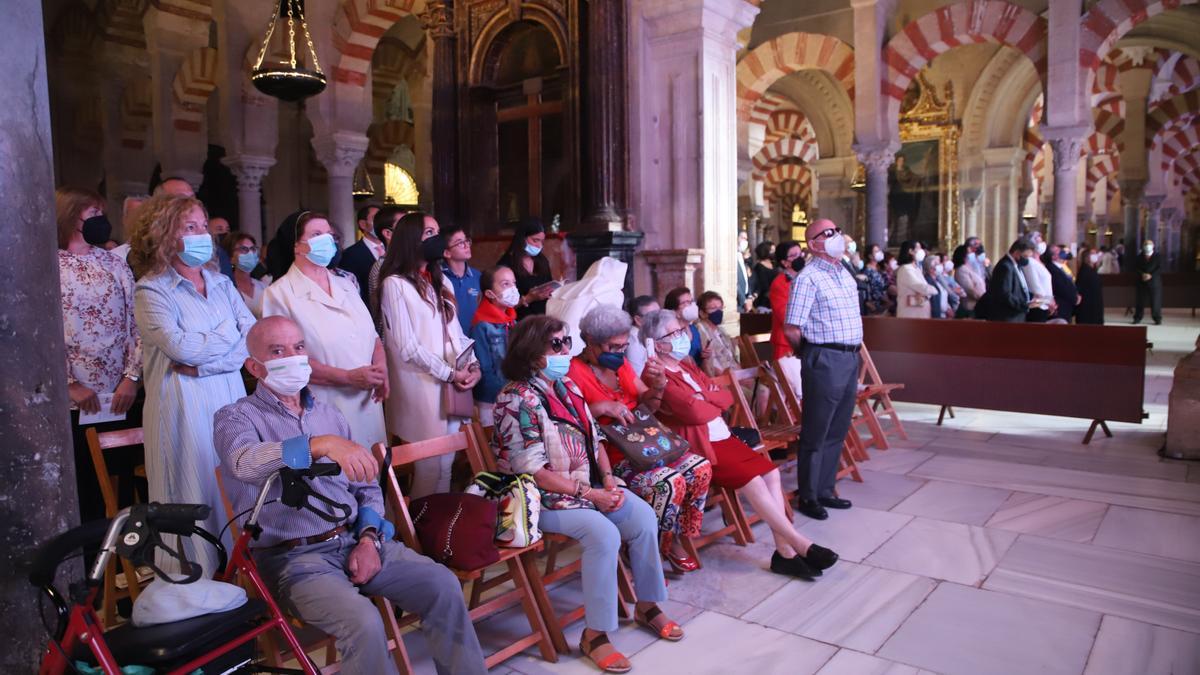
890, 72, 960, 252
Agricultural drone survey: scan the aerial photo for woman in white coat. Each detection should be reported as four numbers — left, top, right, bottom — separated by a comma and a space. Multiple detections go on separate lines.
377, 212, 479, 498
262, 212, 389, 448
895, 240, 939, 319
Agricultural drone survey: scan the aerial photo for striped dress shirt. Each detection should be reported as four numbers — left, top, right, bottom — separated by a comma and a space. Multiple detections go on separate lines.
784, 256, 864, 346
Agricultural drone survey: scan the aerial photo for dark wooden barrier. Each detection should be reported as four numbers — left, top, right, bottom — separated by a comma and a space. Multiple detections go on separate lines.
858, 317, 1147, 443
1101, 273, 1200, 313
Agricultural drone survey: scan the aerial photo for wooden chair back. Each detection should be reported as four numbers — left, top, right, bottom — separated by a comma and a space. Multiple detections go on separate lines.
84, 426, 148, 628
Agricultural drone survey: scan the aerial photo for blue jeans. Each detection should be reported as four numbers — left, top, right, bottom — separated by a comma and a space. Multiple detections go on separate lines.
538, 488, 668, 632
255, 535, 486, 675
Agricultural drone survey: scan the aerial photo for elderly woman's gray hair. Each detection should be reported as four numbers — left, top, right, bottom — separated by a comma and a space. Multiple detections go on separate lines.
639, 309, 680, 342
578, 304, 633, 344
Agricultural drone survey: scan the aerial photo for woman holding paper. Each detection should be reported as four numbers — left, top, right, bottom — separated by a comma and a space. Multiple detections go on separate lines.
378, 212, 479, 497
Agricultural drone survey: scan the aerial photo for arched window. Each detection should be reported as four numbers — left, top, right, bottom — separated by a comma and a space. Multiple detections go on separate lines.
384, 162, 419, 206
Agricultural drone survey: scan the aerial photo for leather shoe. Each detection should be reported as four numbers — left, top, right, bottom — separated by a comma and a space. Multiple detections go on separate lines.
796, 499, 828, 520
770, 551, 817, 579
818, 497, 852, 510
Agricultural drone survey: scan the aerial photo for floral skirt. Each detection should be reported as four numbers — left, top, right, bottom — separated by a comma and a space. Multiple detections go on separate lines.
614, 452, 712, 539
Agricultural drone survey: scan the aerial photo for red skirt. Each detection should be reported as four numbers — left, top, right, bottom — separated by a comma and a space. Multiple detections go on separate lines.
710, 437, 775, 489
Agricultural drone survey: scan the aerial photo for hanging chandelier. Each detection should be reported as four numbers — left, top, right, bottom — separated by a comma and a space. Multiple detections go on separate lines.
352, 161, 376, 198
251, 0, 327, 102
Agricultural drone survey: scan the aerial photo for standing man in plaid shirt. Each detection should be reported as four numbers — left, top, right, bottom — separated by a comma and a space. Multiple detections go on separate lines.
783, 219, 863, 521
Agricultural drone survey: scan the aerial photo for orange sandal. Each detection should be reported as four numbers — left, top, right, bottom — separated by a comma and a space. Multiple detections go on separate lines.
580, 631, 632, 673
635, 605, 684, 641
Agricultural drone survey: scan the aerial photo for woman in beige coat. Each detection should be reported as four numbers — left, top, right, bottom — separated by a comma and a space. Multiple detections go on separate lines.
377, 212, 479, 498
895, 240, 939, 319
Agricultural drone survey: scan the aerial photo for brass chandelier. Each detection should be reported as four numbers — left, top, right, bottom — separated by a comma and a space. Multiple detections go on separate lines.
251, 0, 327, 102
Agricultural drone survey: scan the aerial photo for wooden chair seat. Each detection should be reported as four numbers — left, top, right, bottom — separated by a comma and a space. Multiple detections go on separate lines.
858, 345, 908, 441
85, 426, 149, 629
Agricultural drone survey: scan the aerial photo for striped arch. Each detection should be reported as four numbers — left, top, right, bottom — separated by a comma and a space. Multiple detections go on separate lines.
765, 109, 817, 145
765, 180, 811, 213
365, 118, 416, 175
751, 137, 818, 183
1157, 55, 1200, 100
1095, 96, 1124, 115
1163, 128, 1200, 175
747, 92, 789, 128
98, 0, 149, 50
172, 47, 218, 132
1093, 60, 1119, 97
1079, 0, 1198, 72
1146, 89, 1200, 145
1084, 130, 1117, 158
1175, 152, 1200, 189
1032, 142, 1049, 185
736, 32, 855, 119
762, 163, 813, 207
1087, 154, 1120, 196
1093, 108, 1126, 148
333, 0, 424, 87
882, 1, 1046, 132
1022, 126, 1042, 166
120, 79, 152, 149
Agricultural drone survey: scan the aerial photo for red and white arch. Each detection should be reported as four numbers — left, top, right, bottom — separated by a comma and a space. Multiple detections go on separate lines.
882, 1, 1046, 132
1086, 154, 1121, 197
1155, 55, 1200, 101
1079, 0, 1198, 74
1093, 107, 1126, 149
1146, 89, 1200, 147
172, 47, 218, 133
762, 163, 813, 210
764, 109, 817, 146
332, 0, 425, 87
736, 32, 854, 120
1158, 122, 1200, 176
751, 137, 818, 184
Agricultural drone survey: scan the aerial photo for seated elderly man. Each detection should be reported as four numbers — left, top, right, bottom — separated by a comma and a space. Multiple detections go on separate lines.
213, 316, 486, 675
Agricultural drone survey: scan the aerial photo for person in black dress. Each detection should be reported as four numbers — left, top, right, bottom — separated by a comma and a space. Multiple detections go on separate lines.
497, 216, 555, 319
1074, 245, 1105, 325
750, 241, 778, 310
1043, 246, 1078, 322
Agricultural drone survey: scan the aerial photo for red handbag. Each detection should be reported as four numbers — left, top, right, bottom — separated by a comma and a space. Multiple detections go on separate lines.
408, 493, 500, 570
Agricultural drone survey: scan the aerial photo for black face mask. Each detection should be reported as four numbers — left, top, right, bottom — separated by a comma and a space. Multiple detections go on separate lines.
791, 257, 805, 273
420, 234, 447, 263
81, 214, 112, 247
707, 309, 724, 326
1017, 256, 1030, 268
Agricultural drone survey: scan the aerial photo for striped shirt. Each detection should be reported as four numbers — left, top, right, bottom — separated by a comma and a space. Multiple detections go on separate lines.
784, 256, 864, 346
212, 384, 391, 549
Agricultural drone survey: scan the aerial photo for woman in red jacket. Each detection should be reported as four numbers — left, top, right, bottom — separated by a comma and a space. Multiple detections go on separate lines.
639, 309, 838, 580
769, 240, 806, 402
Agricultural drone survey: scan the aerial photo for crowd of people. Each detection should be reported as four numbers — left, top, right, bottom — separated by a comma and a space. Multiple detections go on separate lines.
57, 178, 1159, 674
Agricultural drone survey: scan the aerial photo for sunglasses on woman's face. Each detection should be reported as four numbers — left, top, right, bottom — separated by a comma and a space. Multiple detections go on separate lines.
549, 336, 573, 352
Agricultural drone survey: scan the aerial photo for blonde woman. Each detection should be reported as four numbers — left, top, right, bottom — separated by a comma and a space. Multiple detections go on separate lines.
129, 194, 256, 573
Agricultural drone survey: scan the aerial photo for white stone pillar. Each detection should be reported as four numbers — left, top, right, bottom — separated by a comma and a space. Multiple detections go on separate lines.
1117, 60, 1154, 248
982, 147, 1023, 256
854, 142, 896, 248
962, 188, 981, 238
632, 0, 759, 307
811, 156, 854, 237
1143, 194, 1165, 248
313, 132, 370, 245
1043, 127, 1087, 246
222, 154, 275, 244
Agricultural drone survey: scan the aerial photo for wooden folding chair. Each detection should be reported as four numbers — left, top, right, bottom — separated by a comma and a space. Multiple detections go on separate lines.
213, 469, 410, 674
858, 344, 908, 441
769, 359, 864, 484
465, 424, 635, 654
85, 426, 150, 628
375, 428, 559, 668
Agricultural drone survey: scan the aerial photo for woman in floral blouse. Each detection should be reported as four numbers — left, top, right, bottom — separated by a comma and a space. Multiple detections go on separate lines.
57, 186, 143, 524
492, 315, 682, 673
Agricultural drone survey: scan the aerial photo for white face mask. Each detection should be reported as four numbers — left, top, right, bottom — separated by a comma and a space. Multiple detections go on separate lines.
846, 241, 858, 255
943, 261, 954, 274
823, 236, 847, 259
888, 259, 899, 271
257, 355, 312, 396
1089, 253, 1101, 265
914, 248, 927, 263
1144, 245, 1155, 254
496, 286, 520, 307
680, 304, 700, 323
873, 250, 884, 262
1036, 242, 1048, 255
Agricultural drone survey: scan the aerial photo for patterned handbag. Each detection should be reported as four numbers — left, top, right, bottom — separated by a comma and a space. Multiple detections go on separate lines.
465, 472, 542, 548
599, 405, 690, 472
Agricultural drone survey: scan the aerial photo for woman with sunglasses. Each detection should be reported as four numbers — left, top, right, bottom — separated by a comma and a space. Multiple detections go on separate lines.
492, 315, 682, 673
640, 308, 839, 581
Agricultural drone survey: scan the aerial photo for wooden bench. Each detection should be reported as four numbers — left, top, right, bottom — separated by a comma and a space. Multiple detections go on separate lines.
1100, 273, 1200, 316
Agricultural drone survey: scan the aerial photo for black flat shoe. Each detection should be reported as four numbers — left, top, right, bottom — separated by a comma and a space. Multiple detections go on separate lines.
804, 544, 839, 572
796, 499, 829, 520
770, 551, 817, 579
818, 497, 852, 510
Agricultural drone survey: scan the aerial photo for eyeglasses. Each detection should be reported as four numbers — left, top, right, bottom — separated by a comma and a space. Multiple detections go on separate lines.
812, 227, 842, 241
549, 336, 573, 352
448, 237, 472, 249
235, 244, 259, 254
658, 328, 689, 342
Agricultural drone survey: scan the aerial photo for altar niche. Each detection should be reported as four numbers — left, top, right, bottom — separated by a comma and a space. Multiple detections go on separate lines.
464, 8, 580, 234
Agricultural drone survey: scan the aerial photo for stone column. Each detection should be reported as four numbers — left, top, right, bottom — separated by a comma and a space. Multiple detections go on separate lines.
1143, 194, 1165, 249
583, 0, 627, 230
855, 142, 896, 248
0, 1, 78, 667
567, 231, 644, 304
222, 154, 276, 244
1120, 179, 1146, 250
962, 188, 982, 238
1043, 127, 1087, 246
421, 0, 458, 226
1117, 57, 1154, 249
642, 249, 706, 299
313, 132, 370, 245
811, 157, 853, 236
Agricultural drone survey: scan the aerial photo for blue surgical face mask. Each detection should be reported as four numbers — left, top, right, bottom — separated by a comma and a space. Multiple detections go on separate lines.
707, 309, 724, 326
524, 242, 543, 257
669, 333, 691, 360
236, 252, 259, 273
597, 351, 625, 371
541, 353, 571, 381
179, 234, 213, 267
304, 233, 337, 267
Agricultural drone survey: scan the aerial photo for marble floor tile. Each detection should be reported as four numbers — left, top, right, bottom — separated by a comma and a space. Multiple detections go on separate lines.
984, 535, 1200, 633
662, 535, 792, 617
742, 560, 936, 653
833, 470, 926, 511
1082, 615, 1200, 675
879, 583, 1100, 675
795, 506, 913, 563
892, 480, 1012, 525
626, 610, 837, 675
910, 455, 1200, 517
857, 448, 935, 475
984, 493, 1108, 543
1092, 505, 1200, 563
816, 649, 937, 675
864, 517, 1016, 586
